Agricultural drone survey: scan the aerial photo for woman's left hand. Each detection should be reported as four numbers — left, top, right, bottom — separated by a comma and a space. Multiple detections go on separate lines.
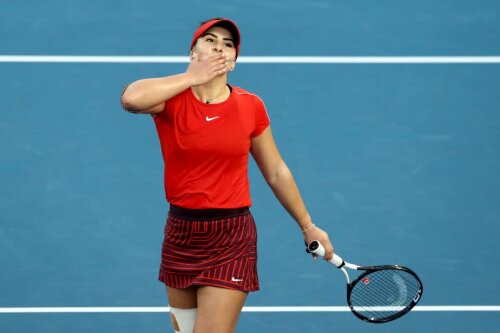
303, 225, 334, 261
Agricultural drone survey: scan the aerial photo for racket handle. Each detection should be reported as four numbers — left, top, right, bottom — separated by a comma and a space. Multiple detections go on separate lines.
307, 240, 345, 268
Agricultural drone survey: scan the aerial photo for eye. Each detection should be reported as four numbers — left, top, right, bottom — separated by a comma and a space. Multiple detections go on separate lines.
205, 37, 215, 43
225, 42, 234, 48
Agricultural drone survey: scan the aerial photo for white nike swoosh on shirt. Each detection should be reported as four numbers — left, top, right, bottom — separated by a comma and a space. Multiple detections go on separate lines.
206, 116, 220, 121
231, 277, 243, 282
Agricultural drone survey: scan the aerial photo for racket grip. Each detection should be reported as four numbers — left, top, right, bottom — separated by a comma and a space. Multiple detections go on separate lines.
307, 240, 345, 268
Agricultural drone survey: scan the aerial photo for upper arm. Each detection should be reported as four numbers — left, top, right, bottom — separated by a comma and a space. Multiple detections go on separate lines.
142, 102, 165, 115
250, 126, 286, 182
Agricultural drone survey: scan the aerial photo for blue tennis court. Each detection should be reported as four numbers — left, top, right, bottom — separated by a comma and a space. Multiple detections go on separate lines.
1, 1, 499, 332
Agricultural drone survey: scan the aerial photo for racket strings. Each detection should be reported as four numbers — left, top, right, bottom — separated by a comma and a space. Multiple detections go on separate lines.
349, 269, 421, 321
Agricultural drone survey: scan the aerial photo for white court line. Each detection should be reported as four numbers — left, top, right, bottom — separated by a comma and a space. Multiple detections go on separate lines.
1, 55, 500, 63
0, 306, 499, 313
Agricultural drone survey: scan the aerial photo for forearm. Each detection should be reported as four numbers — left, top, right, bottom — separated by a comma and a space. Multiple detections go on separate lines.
266, 163, 313, 231
121, 73, 192, 111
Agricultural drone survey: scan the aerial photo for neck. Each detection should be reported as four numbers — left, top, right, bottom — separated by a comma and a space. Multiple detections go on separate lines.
192, 77, 230, 104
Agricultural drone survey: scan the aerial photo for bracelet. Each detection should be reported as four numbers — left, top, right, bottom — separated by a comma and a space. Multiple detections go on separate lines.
301, 223, 316, 234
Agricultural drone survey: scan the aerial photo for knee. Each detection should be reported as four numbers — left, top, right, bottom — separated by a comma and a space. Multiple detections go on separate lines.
169, 306, 197, 333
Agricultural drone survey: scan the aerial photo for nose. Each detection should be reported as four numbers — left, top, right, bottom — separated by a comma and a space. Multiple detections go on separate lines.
212, 40, 223, 53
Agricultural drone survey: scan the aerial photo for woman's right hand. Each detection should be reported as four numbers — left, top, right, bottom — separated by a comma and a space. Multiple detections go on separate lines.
304, 225, 334, 261
185, 53, 230, 86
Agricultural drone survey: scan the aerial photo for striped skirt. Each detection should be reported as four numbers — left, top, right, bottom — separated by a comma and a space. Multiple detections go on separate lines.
158, 205, 259, 292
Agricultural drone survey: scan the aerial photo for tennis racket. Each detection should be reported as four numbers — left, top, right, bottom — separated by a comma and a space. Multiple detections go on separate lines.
307, 240, 423, 323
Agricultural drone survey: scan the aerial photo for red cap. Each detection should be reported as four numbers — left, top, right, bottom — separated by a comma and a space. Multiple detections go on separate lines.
190, 18, 241, 59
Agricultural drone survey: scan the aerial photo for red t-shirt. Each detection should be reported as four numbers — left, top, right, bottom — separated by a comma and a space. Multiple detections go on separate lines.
153, 85, 270, 209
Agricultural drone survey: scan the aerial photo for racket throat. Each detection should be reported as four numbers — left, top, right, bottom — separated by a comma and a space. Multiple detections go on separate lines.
341, 267, 351, 284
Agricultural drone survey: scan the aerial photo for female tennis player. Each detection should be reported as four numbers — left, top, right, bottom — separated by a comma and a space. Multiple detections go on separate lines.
121, 18, 334, 333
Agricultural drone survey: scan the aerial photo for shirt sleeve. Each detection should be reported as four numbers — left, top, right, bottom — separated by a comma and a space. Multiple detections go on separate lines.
251, 96, 271, 137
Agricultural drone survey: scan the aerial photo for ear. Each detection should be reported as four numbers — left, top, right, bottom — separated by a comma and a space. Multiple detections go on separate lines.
190, 48, 197, 61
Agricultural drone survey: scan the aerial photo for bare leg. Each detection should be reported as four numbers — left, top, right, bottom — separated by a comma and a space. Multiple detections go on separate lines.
166, 286, 198, 331
167, 286, 198, 308
194, 286, 248, 333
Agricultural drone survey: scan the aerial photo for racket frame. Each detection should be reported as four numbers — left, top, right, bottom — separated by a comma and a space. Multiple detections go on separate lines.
346, 264, 422, 323
307, 240, 423, 323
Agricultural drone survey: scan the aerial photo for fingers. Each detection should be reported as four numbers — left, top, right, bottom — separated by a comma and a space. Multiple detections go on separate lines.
196, 54, 231, 73
323, 241, 334, 261
186, 53, 233, 85
203, 53, 227, 65
318, 233, 334, 261
209, 54, 231, 72
213, 60, 229, 74
311, 237, 333, 261
304, 227, 334, 261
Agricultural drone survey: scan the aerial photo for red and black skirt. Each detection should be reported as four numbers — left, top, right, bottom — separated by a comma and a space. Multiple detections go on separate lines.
158, 205, 259, 292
